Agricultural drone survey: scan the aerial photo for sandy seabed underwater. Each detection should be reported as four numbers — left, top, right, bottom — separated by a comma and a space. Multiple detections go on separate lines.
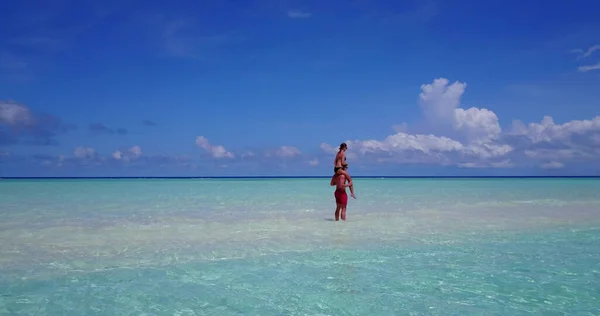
1, 178, 600, 315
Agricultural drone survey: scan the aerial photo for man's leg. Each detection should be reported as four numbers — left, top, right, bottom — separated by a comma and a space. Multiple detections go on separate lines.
341, 206, 347, 221
335, 204, 341, 221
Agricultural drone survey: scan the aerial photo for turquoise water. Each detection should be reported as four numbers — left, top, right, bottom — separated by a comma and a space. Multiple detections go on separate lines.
1, 178, 600, 315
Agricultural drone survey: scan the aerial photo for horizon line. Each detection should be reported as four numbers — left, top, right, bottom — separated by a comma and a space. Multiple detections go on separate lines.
2, 176, 600, 180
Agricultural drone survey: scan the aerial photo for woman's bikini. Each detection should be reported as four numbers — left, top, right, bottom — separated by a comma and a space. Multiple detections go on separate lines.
334, 157, 347, 173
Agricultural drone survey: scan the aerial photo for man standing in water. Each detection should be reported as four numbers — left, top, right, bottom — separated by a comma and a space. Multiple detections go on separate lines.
330, 164, 352, 221
334, 143, 356, 199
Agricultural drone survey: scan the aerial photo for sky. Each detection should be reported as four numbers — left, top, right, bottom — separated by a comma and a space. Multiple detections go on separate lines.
1, 0, 600, 177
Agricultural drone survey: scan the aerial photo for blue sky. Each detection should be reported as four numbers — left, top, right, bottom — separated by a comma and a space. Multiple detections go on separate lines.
1, 0, 600, 176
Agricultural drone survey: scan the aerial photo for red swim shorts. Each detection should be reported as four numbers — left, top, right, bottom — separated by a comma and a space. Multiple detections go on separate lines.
334, 189, 348, 206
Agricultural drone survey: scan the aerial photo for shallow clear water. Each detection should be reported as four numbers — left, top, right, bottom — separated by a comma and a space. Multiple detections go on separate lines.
1, 178, 600, 315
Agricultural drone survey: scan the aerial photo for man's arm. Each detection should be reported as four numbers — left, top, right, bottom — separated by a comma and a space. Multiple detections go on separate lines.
330, 175, 336, 186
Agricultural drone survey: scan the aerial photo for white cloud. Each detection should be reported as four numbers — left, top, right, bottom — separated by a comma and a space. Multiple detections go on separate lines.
209, 145, 234, 159
524, 148, 592, 161
578, 63, 600, 72
490, 159, 514, 168
0, 100, 71, 145
308, 158, 319, 166
241, 151, 255, 158
419, 78, 501, 143
342, 131, 511, 166
320, 143, 337, 155
418, 78, 466, 120
510, 116, 600, 143
456, 162, 486, 168
584, 45, 600, 58
572, 45, 600, 72
457, 159, 514, 169
319, 77, 600, 169
454, 107, 501, 143
73, 146, 95, 159
541, 161, 565, 169
575, 44, 600, 58
0, 101, 34, 126
322, 78, 509, 167
195, 136, 234, 159
112, 146, 143, 162
130, 146, 142, 156
348, 133, 463, 155
267, 146, 301, 158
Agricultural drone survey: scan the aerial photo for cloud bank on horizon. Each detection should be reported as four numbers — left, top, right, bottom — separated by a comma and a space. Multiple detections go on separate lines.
1, 0, 599, 176
321, 78, 600, 171
2, 76, 600, 176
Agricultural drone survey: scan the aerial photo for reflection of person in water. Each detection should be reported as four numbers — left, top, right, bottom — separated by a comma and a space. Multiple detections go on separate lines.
330, 163, 352, 221
334, 142, 355, 199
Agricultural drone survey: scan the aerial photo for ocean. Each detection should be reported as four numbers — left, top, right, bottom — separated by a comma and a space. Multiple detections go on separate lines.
1, 177, 599, 315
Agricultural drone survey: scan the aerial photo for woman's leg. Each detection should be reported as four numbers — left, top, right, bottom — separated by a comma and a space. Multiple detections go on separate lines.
336, 169, 355, 198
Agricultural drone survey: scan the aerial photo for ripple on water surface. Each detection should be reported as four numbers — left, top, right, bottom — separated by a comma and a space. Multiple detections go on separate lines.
2, 178, 600, 315
1, 228, 600, 315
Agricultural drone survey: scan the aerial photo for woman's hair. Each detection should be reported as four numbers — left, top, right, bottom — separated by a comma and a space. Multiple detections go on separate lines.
339, 142, 347, 150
